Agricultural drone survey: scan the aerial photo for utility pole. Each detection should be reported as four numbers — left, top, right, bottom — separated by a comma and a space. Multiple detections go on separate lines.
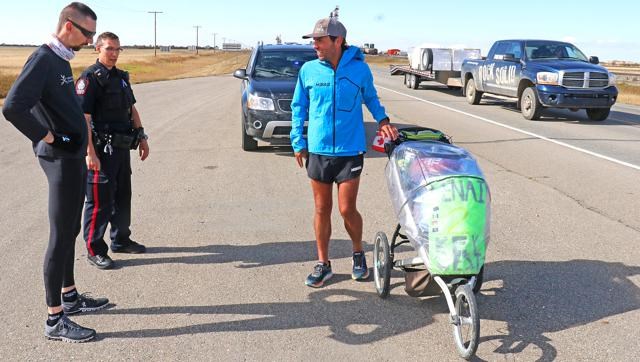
194, 25, 202, 54
148, 11, 163, 57
212, 33, 217, 53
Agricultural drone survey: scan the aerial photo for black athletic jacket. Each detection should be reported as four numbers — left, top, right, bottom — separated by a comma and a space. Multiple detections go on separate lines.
2, 45, 87, 158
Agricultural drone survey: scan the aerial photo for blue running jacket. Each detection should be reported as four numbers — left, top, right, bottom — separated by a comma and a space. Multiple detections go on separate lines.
290, 46, 388, 156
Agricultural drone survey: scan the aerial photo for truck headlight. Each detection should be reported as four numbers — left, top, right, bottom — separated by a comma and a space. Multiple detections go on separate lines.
537, 72, 559, 85
608, 73, 617, 87
248, 93, 275, 110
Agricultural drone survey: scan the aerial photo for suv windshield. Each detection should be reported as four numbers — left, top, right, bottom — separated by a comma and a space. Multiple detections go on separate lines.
525, 41, 588, 61
253, 50, 317, 79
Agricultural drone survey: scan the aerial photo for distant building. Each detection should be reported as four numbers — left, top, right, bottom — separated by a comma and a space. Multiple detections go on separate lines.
223, 43, 242, 51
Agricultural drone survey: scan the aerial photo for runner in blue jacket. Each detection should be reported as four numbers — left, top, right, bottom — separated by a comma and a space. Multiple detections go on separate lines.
291, 14, 398, 287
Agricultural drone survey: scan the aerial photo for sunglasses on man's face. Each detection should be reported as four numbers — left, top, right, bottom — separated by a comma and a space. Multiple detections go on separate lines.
67, 18, 96, 38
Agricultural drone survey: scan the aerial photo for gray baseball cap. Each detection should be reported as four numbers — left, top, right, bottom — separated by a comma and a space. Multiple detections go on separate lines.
302, 17, 347, 39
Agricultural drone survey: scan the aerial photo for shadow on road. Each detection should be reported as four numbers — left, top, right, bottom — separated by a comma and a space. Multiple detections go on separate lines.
477, 259, 640, 361
98, 288, 446, 344
115, 239, 358, 268
487, 99, 640, 125
97, 258, 640, 360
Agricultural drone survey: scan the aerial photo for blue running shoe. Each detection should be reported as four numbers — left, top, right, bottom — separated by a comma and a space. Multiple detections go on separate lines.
305, 262, 333, 288
352, 251, 369, 280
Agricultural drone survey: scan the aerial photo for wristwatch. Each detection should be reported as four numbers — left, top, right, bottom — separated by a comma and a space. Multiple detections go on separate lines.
136, 127, 149, 141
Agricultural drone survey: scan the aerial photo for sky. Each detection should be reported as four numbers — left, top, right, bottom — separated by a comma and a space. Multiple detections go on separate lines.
1, 0, 639, 62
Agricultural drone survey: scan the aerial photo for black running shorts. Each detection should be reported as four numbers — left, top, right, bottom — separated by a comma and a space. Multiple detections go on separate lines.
306, 153, 364, 184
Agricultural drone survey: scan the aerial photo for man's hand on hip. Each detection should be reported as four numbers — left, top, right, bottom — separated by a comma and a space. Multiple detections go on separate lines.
46, 131, 82, 152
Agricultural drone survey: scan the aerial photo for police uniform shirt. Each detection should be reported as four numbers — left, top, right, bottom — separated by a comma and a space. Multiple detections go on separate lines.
76, 60, 136, 132
2, 45, 88, 158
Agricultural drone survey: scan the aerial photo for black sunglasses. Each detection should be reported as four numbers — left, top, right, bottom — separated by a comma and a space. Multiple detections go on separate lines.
67, 18, 96, 38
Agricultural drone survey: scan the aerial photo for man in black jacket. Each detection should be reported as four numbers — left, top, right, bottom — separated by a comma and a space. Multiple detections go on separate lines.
2, 2, 108, 343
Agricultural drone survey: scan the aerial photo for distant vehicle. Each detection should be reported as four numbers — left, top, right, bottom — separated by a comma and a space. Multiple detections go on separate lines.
361, 43, 378, 55
386, 48, 401, 56
390, 47, 481, 89
233, 43, 317, 151
461, 39, 618, 121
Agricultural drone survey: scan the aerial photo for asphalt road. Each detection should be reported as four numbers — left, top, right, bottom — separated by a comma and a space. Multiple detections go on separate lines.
1, 67, 639, 360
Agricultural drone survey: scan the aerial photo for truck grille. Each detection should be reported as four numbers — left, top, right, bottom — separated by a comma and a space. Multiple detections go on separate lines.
278, 99, 292, 112
561, 72, 609, 88
589, 72, 609, 88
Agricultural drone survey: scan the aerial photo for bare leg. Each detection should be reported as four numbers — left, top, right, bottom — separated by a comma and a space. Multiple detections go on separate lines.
48, 306, 63, 314
337, 177, 363, 252
310, 179, 333, 263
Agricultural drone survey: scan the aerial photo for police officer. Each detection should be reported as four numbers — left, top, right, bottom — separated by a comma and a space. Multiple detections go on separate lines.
3, 2, 108, 342
77, 32, 150, 270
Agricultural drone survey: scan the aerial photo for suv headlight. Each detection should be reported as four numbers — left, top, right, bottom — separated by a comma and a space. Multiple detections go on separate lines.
248, 93, 275, 111
537, 72, 559, 85
608, 73, 617, 87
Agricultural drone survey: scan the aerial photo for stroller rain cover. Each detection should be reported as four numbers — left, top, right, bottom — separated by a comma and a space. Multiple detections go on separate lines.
385, 141, 490, 275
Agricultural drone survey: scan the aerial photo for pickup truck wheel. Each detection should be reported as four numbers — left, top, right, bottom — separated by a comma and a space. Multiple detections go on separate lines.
521, 87, 542, 120
465, 78, 482, 105
242, 118, 258, 151
586, 108, 610, 121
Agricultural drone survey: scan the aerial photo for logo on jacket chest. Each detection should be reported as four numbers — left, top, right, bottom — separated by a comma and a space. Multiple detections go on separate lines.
315, 82, 331, 87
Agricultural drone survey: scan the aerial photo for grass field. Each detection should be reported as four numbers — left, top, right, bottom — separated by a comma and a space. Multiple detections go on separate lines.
1, 47, 639, 106
0, 46, 250, 103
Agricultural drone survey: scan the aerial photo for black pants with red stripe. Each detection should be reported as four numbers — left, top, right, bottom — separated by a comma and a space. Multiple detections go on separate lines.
39, 156, 86, 307
83, 147, 132, 256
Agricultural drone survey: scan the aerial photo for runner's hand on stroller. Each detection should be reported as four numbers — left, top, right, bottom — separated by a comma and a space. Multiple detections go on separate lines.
378, 118, 399, 141
295, 149, 308, 168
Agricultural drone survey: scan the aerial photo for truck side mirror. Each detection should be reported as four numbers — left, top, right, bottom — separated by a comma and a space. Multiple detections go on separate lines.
589, 56, 599, 65
503, 53, 516, 62
233, 69, 248, 80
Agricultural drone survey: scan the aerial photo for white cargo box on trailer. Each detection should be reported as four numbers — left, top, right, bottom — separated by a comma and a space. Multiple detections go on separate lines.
395, 45, 482, 90
452, 49, 481, 71
409, 47, 480, 72
431, 48, 453, 71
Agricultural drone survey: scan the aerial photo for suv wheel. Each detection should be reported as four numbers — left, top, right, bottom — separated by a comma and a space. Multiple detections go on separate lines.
242, 118, 258, 151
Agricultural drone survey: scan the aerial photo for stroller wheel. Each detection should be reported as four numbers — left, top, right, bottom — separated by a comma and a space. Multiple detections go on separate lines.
452, 284, 480, 360
373, 231, 391, 298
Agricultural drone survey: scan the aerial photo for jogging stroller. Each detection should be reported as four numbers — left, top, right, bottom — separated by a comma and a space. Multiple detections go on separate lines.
373, 127, 490, 359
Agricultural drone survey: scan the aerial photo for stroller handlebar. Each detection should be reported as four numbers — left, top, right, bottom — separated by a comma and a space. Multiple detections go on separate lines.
384, 127, 452, 158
